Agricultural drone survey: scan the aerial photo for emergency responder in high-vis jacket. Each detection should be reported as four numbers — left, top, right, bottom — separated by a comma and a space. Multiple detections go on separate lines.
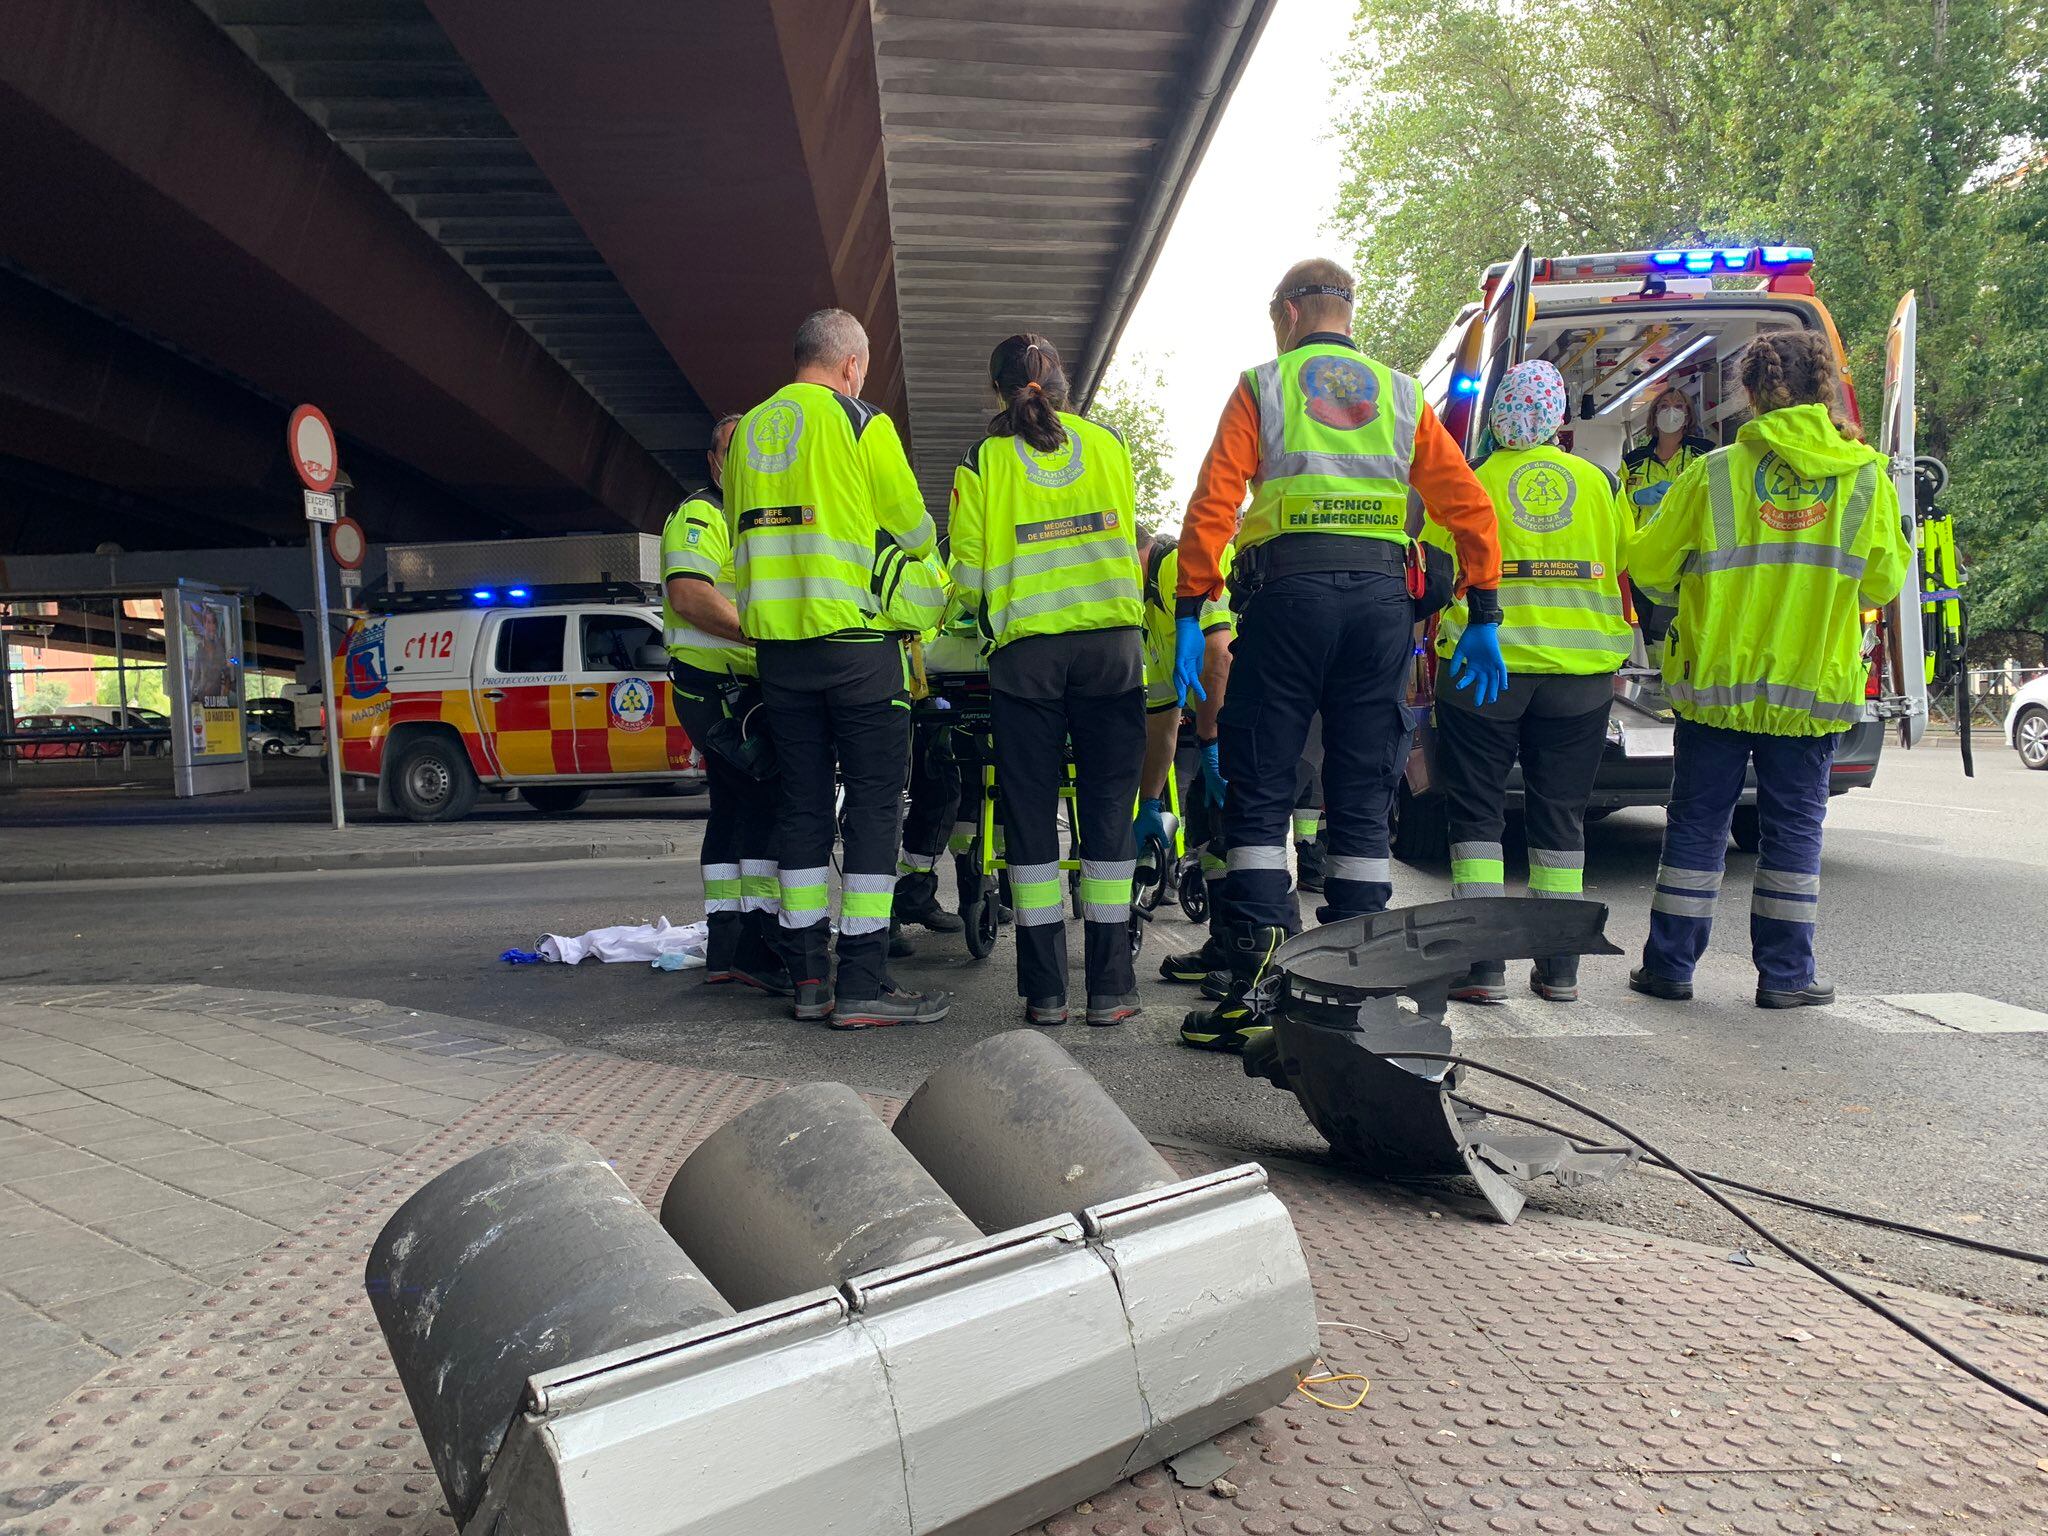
1628, 330, 1909, 1009
723, 308, 950, 1029
1620, 385, 1716, 529
1139, 537, 1233, 983
662, 413, 791, 995
1423, 361, 1634, 1004
948, 333, 1146, 1026
1174, 258, 1506, 1053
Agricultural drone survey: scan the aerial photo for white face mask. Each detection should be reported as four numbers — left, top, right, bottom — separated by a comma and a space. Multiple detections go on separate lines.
1655, 407, 1687, 434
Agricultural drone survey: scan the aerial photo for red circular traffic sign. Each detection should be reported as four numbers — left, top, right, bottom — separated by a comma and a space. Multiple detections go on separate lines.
328, 516, 367, 571
288, 404, 338, 492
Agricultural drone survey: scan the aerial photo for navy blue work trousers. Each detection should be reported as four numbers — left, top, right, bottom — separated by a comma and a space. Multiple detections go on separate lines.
1643, 718, 1834, 992
1217, 570, 1414, 930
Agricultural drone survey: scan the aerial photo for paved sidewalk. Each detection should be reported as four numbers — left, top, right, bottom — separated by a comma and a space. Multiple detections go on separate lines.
0, 819, 693, 883
0, 987, 556, 1446
2, 987, 2044, 1535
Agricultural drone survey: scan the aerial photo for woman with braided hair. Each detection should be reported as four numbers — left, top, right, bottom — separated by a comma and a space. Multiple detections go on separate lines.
946, 334, 1147, 1026
1626, 329, 1910, 1010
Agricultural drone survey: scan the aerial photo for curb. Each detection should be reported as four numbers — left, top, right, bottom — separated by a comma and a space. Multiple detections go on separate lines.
0, 834, 690, 884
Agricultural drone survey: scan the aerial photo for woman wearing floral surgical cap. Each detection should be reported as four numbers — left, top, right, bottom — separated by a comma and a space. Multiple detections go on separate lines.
1421, 359, 1635, 1003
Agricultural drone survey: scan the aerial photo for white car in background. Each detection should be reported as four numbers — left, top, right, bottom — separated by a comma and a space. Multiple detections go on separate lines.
2006, 676, 2048, 770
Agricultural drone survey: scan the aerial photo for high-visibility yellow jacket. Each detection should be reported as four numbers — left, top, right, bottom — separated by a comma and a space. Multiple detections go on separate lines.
724, 383, 936, 642
947, 411, 1141, 647
1630, 404, 1909, 736
660, 487, 755, 677
1427, 445, 1633, 676
1140, 544, 1232, 711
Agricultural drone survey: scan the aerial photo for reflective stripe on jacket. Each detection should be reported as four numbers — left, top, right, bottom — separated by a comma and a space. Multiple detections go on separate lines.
724, 382, 935, 641
1429, 445, 1633, 676
1236, 343, 1418, 553
948, 411, 1142, 648
660, 487, 756, 677
1629, 404, 1909, 736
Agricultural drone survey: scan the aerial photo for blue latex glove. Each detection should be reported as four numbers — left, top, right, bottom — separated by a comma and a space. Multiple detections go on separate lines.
1199, 739, 1227, 806
1134, 796, 1167, 852
1172, 616, 1207, 704
1448, 623, 1509, 707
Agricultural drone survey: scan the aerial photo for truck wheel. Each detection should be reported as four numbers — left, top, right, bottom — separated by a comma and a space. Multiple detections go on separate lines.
1730, 804, 1762, 853
1390, 780, 1450, 866
389, 733, 478, 822
522, 786, 590, 816
2017, 706, 2048, 770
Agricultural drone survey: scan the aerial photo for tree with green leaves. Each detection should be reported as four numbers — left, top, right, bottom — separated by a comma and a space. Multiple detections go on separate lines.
1945, 168, 2048, 650
1330, 0, 2047, 642
1088, 352, 1177, 534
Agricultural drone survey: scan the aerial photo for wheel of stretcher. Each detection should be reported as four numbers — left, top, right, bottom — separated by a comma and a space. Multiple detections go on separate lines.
1126, 908, 1145, 959
963, 893, 999, 960
1133, 836, 1168, 916
1177, 859, 1209, 925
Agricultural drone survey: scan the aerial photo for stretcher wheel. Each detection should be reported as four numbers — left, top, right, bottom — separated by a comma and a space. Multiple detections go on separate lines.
1177, 859, 1209, 925
962, 894, 999, 960
1132, 837, 1169, 916
1127, 909, 1145, 959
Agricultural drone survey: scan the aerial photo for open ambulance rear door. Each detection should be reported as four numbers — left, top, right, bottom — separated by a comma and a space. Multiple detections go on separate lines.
1456, 246, 1534, 462
1878, 291, 1930, 746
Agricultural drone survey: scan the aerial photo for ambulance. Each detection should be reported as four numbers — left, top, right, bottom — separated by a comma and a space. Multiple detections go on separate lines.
333, 581, 698, 822
1396, 243, 1932, 860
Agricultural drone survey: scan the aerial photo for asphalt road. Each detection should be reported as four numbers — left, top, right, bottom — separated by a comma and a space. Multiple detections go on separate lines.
3, 736, 2043, 1319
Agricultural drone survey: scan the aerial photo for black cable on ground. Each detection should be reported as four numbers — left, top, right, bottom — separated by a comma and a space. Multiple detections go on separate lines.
1450, 1093, 2048, 1267
1392, 1052, 2048, 1421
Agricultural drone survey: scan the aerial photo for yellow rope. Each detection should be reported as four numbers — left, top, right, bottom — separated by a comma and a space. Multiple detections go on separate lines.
1295, 1358, 1371, 1412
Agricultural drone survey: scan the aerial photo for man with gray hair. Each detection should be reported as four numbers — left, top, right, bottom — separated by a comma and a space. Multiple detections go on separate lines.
723, 308, 951, 1029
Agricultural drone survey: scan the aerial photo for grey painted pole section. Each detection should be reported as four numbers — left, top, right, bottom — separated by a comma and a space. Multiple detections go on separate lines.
892, 1030, 1177, 1233
661, 1082, 982, 1311
307, 522, 345, 829
365, 1133, 732, 1528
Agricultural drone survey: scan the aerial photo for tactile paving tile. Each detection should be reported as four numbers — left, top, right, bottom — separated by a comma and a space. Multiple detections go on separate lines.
6, 1053, 2045, 1536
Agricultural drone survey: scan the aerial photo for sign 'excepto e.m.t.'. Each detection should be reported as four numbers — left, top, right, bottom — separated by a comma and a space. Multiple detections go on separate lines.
288, 404, 339, 492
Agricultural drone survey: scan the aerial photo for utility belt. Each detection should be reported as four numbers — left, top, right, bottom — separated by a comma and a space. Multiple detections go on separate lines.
668, 660, 776, 781
1227, 532, 1452, 620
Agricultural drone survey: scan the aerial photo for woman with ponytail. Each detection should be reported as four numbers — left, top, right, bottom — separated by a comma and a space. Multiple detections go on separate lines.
946, 334, 1147, 1026
1627, 329, 1909, 1011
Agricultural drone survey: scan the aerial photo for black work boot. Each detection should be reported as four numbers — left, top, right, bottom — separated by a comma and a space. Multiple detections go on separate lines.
1529, 956, 1578, 1003
1179, 925, 1287, 1054
887, 919, 916, 960
1757, 975, 1836, 1010
832, 987, 952, 1030
1294, 838, 1327, 894
1160, 935, 1229, 985
792, 979, 835, 1022
1450, 962, 1509, 1005
895, 869, 963, 933
1629, 966, 1693, 1001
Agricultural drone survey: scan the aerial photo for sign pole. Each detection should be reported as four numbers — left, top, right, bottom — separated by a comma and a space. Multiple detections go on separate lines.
309, 527, 346, 831
289, 403, 347, 832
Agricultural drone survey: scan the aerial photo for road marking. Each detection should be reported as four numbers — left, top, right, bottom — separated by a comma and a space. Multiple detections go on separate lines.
1451, 998, 1651, 1041
1880, 993, 2048, 1034
1846, 794, 1998, 815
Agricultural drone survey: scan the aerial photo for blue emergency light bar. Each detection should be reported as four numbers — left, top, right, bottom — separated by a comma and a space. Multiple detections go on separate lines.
507, 587, 531, 601
1521, 245, 1816, 287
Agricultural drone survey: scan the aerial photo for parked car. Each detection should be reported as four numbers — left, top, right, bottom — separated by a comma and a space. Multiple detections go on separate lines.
11, 712, 122, 759
2005, 675, 2048, 770
68, 705, 172, 755
245, 698, 311, 757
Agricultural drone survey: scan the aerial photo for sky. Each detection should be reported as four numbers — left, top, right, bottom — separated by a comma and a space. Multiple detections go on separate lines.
1109, 0, 1355, 514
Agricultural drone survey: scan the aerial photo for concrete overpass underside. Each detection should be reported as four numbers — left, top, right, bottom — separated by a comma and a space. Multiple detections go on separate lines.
0, 0, 1271, 562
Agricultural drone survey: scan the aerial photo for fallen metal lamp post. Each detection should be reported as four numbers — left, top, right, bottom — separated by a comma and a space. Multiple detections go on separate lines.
367, 1031, 1317, 1535
1244, 896, 1638, 1223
